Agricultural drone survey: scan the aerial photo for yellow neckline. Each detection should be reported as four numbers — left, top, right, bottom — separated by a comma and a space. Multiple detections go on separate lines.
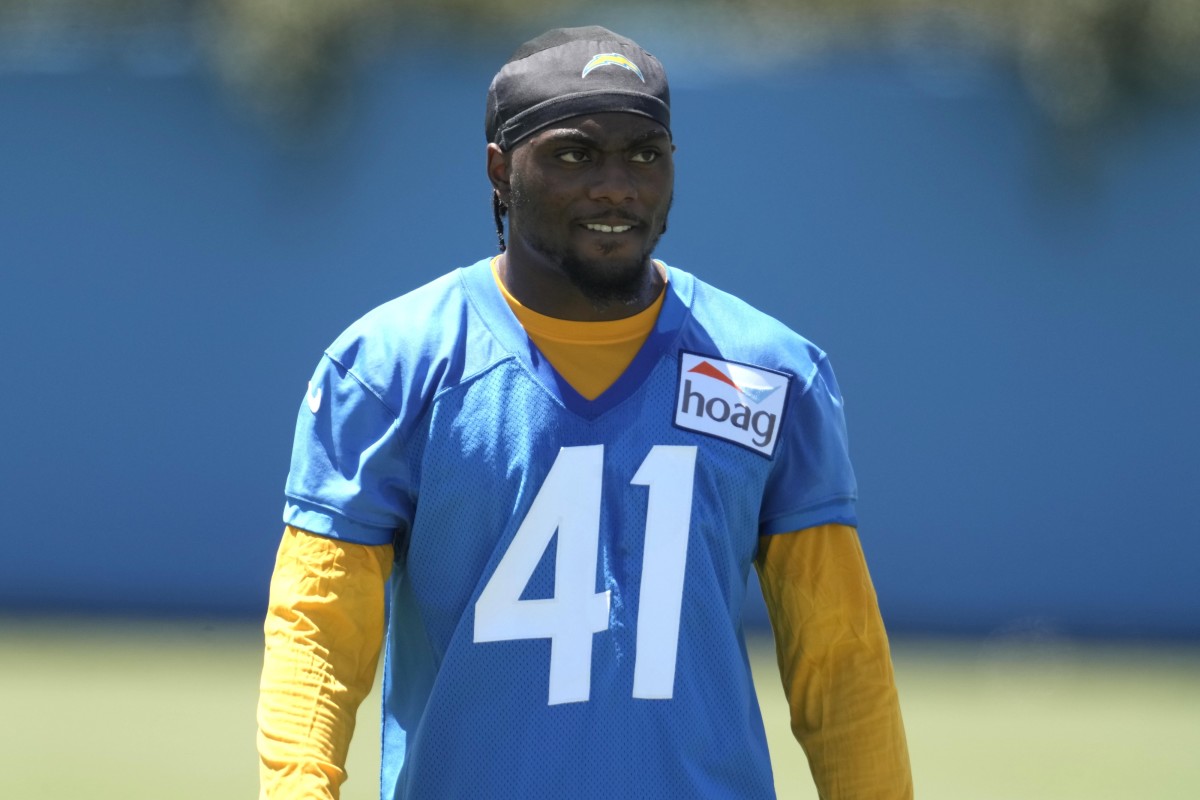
491, 259, 666, 344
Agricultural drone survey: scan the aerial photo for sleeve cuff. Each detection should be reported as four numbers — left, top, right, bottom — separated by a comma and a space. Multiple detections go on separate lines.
283, 498, 398, 546
759, 497, 857, 537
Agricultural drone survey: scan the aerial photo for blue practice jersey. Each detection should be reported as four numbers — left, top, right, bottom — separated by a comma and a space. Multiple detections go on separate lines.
284, 258, 857, 799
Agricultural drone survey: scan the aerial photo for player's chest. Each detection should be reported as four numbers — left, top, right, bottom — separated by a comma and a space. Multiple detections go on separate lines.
415, 357, 777, 510
405, 359, 777, 605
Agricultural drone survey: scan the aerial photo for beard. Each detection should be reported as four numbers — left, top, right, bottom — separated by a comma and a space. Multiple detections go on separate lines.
546, 237, 656, 309
508, 177, 672, 310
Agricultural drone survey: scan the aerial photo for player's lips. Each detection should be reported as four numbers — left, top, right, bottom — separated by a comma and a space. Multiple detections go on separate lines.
578, 217, 641, 234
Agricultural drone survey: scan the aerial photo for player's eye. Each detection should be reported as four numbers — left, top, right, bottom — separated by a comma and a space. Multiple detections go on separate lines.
630, 149, 660, 164
557, 150, 590, 164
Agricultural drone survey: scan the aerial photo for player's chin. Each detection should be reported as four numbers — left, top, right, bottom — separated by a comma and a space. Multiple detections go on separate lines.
579, 245, 651, 280
580, 227, 657, 264
563, 249, 649, 297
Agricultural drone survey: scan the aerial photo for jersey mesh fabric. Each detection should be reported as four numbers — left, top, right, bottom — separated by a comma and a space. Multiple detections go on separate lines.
385, 359, 775, 799
283, 258, 858, 800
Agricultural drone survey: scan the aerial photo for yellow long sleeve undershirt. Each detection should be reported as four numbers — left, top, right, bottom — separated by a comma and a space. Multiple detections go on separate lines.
258, 267, 911, 798
257, 527, 392, 800
757, 525, 912, 798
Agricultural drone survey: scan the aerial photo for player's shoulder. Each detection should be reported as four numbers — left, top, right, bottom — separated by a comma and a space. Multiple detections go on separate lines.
667, 263, 830, 390
332, 267, 462, 344
325, 268, 461, 364
320, 258, 502, 398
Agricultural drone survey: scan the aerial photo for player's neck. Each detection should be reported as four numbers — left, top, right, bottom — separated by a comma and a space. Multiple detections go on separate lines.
496, 249, 664, 322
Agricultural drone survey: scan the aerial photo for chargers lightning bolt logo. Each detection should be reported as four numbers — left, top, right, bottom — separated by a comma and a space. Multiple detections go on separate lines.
581, 53, 646, 82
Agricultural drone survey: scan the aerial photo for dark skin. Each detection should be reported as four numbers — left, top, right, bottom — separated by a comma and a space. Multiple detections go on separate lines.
487, 112, 675, 322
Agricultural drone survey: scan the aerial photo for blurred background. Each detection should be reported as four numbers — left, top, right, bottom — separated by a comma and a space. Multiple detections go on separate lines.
2, 1, 1198, 798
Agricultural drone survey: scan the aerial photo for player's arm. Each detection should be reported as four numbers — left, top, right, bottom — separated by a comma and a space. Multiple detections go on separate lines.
756, 524, 913, 800
257, 525, 393, 800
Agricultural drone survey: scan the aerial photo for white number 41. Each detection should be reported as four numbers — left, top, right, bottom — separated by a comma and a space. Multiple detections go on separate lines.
473, 445, 698, 705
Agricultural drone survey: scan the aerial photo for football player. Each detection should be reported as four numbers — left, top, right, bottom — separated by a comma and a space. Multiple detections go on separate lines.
258, 25, 912, 800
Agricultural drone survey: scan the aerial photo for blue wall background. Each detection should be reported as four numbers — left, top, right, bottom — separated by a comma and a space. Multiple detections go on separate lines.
2, 36, 1197, 637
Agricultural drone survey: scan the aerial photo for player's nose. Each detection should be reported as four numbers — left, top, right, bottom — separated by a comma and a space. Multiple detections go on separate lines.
587, 158, 638, 205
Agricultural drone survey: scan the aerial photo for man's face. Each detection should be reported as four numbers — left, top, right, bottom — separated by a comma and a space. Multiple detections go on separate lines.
500, 112, 674, 307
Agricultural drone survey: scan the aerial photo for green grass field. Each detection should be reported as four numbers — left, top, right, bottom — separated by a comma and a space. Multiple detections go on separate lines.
4, 618, 1198, 799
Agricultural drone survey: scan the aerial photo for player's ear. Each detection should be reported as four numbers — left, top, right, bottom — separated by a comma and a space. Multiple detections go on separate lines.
486, 143, 511, 203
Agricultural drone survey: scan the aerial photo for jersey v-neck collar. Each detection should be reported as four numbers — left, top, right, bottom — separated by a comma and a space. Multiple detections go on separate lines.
460, 256, 694, 420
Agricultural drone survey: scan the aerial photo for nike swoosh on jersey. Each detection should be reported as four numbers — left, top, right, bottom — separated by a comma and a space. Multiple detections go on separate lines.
306, 382, 323, 414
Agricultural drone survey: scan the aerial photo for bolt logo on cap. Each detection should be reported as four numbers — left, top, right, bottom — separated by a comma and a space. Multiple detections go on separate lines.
582, 53, 646, 82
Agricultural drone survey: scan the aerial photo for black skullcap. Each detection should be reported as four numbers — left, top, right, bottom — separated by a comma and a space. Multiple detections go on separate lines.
485, 26, 670, 149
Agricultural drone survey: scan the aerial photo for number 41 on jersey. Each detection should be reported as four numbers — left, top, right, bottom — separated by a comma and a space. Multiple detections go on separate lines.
474, 445, 698, 705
